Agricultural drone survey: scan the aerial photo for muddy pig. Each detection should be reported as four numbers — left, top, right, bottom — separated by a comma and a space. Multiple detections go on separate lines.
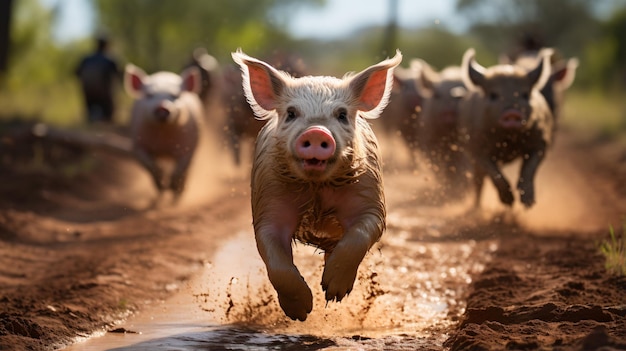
458, 48, 554, 208
415, 59, 470, 193
124, 64, 203, 202
376, 60, 423, 152
232, 49, 402, 321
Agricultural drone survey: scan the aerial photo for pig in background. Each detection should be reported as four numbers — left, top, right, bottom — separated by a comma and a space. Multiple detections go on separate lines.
458, 48, 554, 208
124, 64, 204, 204
220, 52, 307, 167
182, 47, 220, 111
375, 60, 423, 162
413, 59, 471, 197
502, 48, 578, 125
232, 49, 402, 321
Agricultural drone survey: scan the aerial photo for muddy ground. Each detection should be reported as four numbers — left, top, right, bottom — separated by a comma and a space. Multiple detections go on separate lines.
1, 120, 625, 351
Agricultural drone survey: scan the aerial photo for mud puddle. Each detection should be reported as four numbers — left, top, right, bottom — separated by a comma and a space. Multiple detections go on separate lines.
64, 202, 496, 351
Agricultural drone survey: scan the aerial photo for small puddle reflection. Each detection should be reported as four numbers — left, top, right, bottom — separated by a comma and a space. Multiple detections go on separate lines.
66, 211, 496, 350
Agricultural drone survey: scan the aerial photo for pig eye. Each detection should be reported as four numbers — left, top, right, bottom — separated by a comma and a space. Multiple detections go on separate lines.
336, 108, 349, 124
285, 108, 297, 122
489, 92, 499, 101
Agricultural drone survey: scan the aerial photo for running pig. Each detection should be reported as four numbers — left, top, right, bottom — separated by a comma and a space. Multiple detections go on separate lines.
232, 49, 402, 321
415, 60, 470, 194
458, 48, 554, 208
124, 64, 203, 202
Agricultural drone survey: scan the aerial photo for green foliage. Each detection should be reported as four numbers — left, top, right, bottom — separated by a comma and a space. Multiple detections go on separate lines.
455, 0, 626, 91
91, 0, 324, 72
598, 221, 626, 276
561, 90, 626, 140
1, 0, 90, 125
397, 26, 492, 69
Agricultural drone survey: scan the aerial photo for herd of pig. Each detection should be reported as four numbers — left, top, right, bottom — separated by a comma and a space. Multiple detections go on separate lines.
121, 47, 577, 321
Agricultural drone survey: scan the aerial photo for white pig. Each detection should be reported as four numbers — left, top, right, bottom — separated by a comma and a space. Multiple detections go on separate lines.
124, 64, 203, 202
232, 49, 402, 321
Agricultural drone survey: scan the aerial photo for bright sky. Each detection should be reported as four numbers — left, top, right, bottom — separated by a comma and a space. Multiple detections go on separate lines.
41, 0, 466, 43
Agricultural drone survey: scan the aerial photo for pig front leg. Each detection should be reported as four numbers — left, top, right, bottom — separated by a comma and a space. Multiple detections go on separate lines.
321, 213, 383, 303
255, 220, 313, 321
517, 149, 545, 208
479, 158, 514, 206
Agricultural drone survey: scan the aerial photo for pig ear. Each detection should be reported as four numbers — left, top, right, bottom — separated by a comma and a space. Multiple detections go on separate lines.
349, 50, 403, 119
552, 57, 578, 90
527, 50, 551, 91
462, 48, 486, 90
231, 49, 288, 120
415, 59, 438, 95
180, 66, 202, 95
124, 64, 147, 99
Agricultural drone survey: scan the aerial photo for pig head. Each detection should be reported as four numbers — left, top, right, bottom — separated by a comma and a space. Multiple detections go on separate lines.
232, 49, 402, 321
124, 64, 203, 202
459, 48, 554, 208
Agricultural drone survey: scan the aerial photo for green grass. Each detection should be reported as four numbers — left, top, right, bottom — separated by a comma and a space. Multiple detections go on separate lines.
598, 221, 626, 276
561, 89, 626, 142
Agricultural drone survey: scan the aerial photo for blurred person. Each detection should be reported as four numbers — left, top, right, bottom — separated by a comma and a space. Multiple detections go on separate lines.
75, 35, 121, 124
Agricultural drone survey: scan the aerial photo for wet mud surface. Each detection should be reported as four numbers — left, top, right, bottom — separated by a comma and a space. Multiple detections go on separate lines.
1, 125, 625, 350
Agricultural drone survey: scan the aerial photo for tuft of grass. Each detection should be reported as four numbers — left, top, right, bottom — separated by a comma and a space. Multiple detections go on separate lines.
598, 221, 626, 276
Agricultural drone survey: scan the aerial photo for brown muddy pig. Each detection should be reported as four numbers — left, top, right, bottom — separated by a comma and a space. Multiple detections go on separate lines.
458, 48, 554, 208
415, 60, 470, 193
232, 49, 402, 321
124, 64, 203, 202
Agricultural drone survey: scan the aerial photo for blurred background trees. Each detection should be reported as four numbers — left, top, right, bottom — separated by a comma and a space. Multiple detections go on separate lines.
0, 0, 624, 129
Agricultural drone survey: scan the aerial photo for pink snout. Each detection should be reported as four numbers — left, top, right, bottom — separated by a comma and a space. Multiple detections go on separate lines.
498, 109, 525, 129
154, 101, 176, 122
295, 127, 336, 171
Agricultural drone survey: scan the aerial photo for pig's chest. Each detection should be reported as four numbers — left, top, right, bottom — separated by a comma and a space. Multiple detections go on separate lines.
483, 127, 542, 163
293, 187, 347, 251
135, 122, 195, 157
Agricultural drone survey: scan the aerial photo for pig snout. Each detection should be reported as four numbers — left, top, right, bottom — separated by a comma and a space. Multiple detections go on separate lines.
295, 126, 336, 171
498, 109, 525, 129
153, 101, 176, 122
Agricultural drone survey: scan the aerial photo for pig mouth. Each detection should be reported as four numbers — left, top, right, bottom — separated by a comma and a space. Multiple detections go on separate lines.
302, 158, 328, 172
498, 110, 526, 129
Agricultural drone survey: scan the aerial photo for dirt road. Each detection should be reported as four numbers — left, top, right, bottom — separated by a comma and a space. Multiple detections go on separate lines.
1, 123, 625, 350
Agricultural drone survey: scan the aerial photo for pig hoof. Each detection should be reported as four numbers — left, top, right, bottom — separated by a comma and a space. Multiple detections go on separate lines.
499, 190, 515, 206
277, 288, 313, 321
321, 269, 357, 303
521, 193, 535, 208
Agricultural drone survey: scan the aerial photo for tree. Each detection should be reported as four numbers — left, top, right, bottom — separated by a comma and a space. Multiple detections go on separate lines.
0, 0, 13, 75
455, 0, 603, 57
90, 0, 323, 72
